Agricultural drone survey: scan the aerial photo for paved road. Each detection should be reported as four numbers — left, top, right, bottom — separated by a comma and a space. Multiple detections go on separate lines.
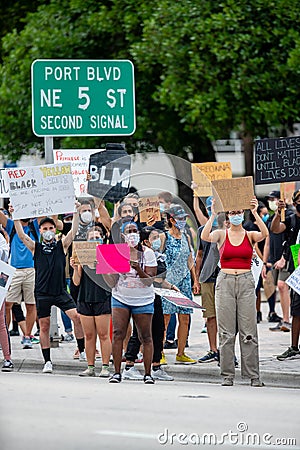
1, 372, 300, 450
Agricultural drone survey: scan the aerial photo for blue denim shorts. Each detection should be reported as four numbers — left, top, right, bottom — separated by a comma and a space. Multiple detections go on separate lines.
111, 297, 154, 314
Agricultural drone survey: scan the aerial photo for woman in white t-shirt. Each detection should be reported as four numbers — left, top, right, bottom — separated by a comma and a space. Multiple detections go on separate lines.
106, 221, 157, 384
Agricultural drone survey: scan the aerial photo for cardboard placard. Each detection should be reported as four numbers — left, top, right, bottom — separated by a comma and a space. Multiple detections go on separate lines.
138, 196, 161, 224
212, 176, 254, 213
255, 136, 300, 185
72, 241, 98, 266
263, 270, 276, 299
192, 162, 232, 197
154, 288, 204, 309
0, 261, 16, 309
96, 243, 130, 274
88, 147, 131, 202
53, 149, 100, 197
7, 163, 75, 220
286, 266, 300, 296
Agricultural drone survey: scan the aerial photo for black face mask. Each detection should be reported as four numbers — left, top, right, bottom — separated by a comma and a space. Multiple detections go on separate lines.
296, 204, 300, 213
64, 222, 72, 233
22, 218, 30, 223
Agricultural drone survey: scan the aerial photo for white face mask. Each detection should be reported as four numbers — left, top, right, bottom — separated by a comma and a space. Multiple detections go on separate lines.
42, 231, 55, 242
268, 201, 278, 211
125, 232, 140, 247
80, 211, 93, 224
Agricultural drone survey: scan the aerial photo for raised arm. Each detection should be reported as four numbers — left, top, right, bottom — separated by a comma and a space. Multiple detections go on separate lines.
95, 199, 112, 231
14, 220, 35, 253
62, 202, 80, 252
248, 197, 269, 244
270, 200, 286, 234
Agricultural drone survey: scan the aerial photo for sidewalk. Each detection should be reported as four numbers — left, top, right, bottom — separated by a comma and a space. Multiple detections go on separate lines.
5, 299, 300, 389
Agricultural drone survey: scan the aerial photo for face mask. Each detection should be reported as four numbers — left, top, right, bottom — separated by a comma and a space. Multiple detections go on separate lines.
262, 214, 269, 223
151, 237, 161, 251
268, 201, 278, 211
125, 232, 140, 247
159, 203, 165, 213
296, 204, 300, 214
89, 237, 103, 244
229, 213, 244, 226
64, 222, 72, 233
175, 219, 186, 231
80, 211, 93, 224
42, 231, 56, 242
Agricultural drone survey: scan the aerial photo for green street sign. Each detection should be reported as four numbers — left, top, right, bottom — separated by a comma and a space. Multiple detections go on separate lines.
31, 59, 135, 137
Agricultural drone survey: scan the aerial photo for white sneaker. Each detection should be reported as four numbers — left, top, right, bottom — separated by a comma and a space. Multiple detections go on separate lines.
151, 367, 174, 381
79, 367, 95, 377
99, 366, 110, 378
122, 365, 143, 380
42, 361, 53, 373
79, 351, 86, 362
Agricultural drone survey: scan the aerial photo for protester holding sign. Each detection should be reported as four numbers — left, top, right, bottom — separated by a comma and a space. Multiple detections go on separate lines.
14, 204, 85, 374
201, 197, 268, 387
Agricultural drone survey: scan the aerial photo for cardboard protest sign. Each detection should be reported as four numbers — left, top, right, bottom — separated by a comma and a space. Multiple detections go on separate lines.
154, 288, 205, 309
212, 176, 254, 213
255, 136, 300, 185
290, 244, 300, 269
192, 162, 232, 197
96, 243, 130, 274
7, 163, 75, 220
53, 149, 100, 197
72, 241, 98, 266
88, 146, 131, 202
0, 169, 9, 198
263, 270, 276, 299
138, 197, 161, 224
0, 261, 16, 309
286, 266, 300, 296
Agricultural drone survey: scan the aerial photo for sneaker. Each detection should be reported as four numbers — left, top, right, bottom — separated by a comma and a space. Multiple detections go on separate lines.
198, 350, 219, 363
222, 377, 233, 386
79, 367, 95, 377
34, 330, 40, 337
22, 337, 33, 349
251, 378, 265, 387
30, 336, 40, 344
63, 333, 74, 342
99, 366, 110, 378
268, 312, 282, 323
151, 367, 174, 381
269, 321, 282, 332
280, 321, 291, 332
160, 352, 167, 365
73, 349, 80, 359
144, 374, 155, 384
1, 360, 14, 372
277, 346, 300, 361
163, 340, 177, 349
42, 361, 53, 373
135, 352, 143, 363
122, 365, 143, 380
9, 330, 20, 336
79, 351, 86, 362
109, 373, 122, 383
175, 353, 197, 365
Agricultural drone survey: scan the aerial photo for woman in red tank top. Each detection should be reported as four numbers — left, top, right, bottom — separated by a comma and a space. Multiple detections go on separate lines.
201, 197, 268, 387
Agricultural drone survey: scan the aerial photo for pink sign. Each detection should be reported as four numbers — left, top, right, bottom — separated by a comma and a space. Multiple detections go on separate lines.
96, 243, 130, 274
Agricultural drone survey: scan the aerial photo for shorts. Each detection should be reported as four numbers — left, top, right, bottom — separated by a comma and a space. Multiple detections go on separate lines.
77, 299, 111, 316
291, 292, 300, 317
200, 282, 216, 318
6, 268, 35, 305
272, 268, 291, 284
111, 296, 154, 314
36, 291, 76, 319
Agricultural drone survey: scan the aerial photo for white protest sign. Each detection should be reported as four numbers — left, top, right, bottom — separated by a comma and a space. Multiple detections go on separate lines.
53, 149, 101, 197
286, 266, 300, 296
0, 261, 16, 309
0, 169, 9, 198
251, 252, 263, 287
7, 163, 75, 219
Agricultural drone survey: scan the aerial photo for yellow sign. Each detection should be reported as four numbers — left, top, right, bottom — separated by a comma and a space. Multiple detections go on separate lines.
192, 162, 232, 197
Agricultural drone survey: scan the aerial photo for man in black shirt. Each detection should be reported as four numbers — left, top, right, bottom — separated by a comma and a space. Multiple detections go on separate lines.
14, 205, 85, 373
271, 190, 300, 360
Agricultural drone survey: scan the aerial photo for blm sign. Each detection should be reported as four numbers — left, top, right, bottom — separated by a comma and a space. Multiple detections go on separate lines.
87, 144, 131, 202
255, 136, 300, 185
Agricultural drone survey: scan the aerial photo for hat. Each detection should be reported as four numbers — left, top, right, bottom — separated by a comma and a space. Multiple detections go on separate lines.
39, 217, 56, 228
266, 190, 280, 199
293, 190, 300, 202
167, 204, 189, 219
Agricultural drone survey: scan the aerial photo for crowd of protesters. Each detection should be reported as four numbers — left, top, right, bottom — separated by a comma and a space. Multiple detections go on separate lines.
0, 184, 299, 387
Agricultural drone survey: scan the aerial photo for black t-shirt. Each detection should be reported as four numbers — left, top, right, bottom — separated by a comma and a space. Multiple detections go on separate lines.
283, 213, 300, 271
34, 240, 66, 296
77, 266, 111, 303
